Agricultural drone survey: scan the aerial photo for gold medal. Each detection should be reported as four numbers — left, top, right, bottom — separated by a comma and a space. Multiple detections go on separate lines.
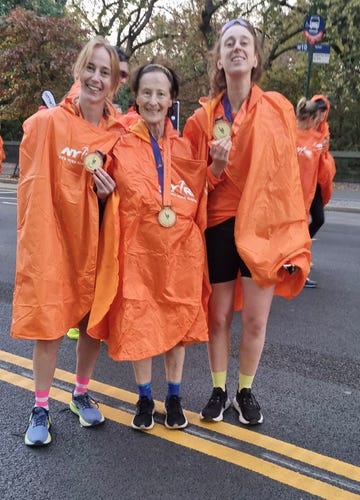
84, 151, 104, 172
158, 206, 177, 228
213, 120, 231, 139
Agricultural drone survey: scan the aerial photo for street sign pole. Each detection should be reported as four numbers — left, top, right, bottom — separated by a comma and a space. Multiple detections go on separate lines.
305, 44, 314, 98
303, 11, 325, 98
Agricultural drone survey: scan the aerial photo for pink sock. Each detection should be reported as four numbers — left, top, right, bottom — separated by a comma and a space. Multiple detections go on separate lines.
74, 376, 90, 396
35, 390, 50, 409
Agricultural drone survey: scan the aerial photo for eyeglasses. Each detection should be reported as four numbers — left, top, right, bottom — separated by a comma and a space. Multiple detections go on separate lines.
221, 18, 255, 36
119, 70, 129, 80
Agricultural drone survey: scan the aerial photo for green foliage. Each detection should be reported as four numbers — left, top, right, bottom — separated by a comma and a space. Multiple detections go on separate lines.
0, 0, 359, 149
0, 7, 88, 128
114, 84, 133, 114
0, 0, 67, 17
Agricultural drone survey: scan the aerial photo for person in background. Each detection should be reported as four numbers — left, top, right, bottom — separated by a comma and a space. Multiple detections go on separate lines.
87, 62, 210, 431
66, 45, 130, 341
0, 134, 5, 173
296, 95, 336, 288
11, 36, 124, 446
115, 46, 130, 93
183, 18, 311, 426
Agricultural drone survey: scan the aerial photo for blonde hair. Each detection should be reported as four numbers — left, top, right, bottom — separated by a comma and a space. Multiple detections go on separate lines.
296, 97, 318, 122
73, 36, 120, 99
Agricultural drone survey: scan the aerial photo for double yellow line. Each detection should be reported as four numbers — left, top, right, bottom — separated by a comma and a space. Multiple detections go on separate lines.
1, 349, 359, 499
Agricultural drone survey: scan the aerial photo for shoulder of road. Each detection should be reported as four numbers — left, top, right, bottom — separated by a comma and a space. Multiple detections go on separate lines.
1, 162, 360, 213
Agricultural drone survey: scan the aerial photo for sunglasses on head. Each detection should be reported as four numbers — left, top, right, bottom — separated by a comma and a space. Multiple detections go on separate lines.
221, 18, 255, 36
120, 70, 129, 79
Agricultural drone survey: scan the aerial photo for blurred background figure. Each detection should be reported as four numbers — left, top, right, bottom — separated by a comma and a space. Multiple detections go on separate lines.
296, 95, 336, 288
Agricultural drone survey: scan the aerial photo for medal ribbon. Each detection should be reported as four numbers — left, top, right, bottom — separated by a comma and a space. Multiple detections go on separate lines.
221, 93, 234, 124
149, 132, 171, 207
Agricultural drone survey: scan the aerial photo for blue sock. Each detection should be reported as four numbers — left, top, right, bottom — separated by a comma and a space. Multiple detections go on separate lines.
167, 382, 180, 398
138, 382, 152, 400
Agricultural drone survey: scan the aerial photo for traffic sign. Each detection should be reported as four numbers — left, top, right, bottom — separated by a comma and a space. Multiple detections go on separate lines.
303, 14, 325, 44
296, 42, 331, 64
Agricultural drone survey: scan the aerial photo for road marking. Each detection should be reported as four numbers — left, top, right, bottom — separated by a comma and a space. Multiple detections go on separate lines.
1, 350, 359, 499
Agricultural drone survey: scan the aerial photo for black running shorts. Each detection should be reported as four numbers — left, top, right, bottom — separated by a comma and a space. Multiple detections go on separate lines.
205, 217, 251, 283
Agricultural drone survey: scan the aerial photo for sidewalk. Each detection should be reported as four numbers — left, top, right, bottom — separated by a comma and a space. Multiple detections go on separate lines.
1, 162, 360, 213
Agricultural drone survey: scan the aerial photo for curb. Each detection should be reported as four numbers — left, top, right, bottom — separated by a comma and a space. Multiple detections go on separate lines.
1, 177, 359, 213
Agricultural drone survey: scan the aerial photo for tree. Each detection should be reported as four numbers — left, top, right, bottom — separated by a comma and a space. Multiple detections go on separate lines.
0, 0, 68, 17
67, 0, 168, 59
0, 7, 88, 124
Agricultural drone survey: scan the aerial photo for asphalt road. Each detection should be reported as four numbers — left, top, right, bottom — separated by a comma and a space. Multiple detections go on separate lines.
0, 183, 359, 500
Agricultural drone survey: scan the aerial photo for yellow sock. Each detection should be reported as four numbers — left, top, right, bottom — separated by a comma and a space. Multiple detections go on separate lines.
238, 373, 254, 391
211, 371, 227, 391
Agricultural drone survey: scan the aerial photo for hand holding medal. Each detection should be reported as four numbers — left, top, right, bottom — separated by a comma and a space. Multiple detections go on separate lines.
84, 150, 115, 201
84, 150, 105, 172
209, 136, 232, 178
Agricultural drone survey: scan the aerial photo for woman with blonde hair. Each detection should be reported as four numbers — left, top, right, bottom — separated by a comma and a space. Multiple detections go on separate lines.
12, 36, 125, 446
296, 96, 336, 288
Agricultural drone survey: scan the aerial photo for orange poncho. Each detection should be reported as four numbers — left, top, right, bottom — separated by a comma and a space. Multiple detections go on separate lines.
184, 84, 311, 306
309, 94, 336, 205
88, 119, 210, 361
11, 98, 125, 340
0, 135, 5, 174
297, 127, 324, 213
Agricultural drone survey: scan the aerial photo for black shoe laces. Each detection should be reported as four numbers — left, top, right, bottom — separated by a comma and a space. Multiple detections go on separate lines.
240, 390, 260, 409
73, 393, 99, 409
208, 388, 226, 407
167, 396, 183, 415
31, 408, 49, 427
137, 397, 153, 414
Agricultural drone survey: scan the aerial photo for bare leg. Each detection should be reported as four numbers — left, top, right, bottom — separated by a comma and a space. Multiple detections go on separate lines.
164, 344, 185, 383
33, 338, 62, 391
75, 314, 101, 380
239, 278, 274, 376
132, 358, 152, 385
207, 280, 237, 372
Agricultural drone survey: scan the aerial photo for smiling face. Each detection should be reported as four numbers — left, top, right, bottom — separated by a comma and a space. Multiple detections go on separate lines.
135, 70, 173, 138
79, 46, 113, 105
217, 24, 258, 81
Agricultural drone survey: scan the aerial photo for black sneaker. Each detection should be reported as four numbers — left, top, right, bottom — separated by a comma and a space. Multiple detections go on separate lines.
200, 387, 231, 422
164, 395, 188, 429
132, 396, 155, 430
233, 388, 263, 425
304, 277, 317, 288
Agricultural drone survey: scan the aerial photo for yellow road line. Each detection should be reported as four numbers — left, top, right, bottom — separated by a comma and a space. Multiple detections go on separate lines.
1, 349, 360, 499
1, 368, 359, 500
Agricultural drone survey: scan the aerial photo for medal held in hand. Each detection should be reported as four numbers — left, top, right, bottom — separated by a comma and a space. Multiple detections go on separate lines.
158, 206, 177, 228
84, 151, 104, 172
213, 119, 231, 139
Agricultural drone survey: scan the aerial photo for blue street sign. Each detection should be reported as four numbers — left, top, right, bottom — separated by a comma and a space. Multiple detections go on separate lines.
304, 14, 325, 37
303, 14, 325, 44
297, 43, 330, 53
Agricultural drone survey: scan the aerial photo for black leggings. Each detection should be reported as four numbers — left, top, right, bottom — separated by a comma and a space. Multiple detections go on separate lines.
309, 184, 325, 238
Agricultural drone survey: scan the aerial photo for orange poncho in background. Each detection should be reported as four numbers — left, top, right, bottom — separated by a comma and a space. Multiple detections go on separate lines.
310, 94, 336, 205
184, 84, 311, 306
11, 97, 125, 340
297, 127, 324, 213
88, 118, 210, 361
